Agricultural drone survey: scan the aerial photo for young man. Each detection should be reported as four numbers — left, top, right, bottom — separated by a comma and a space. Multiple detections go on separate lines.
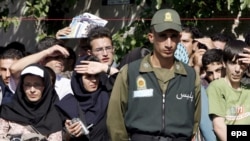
10, 37, 73, 100
74, 26, 118, 75
0, 47, 25, 104
195, 49, 225, 141
74, 26, 119, 92
180, 26, 203, 58
207, 40, 250, 141
210, 33, 231, 50
107, 9, 201, 141
202, 48, 225, 86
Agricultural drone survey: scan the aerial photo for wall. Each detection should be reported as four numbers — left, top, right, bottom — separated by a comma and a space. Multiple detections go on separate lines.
0, 0, 143, 53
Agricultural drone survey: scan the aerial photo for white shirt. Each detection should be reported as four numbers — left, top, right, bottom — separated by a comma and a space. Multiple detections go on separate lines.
55, 74, 73, 100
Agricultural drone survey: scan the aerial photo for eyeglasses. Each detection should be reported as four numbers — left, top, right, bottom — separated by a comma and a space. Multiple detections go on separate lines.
23, 83, 44, 89
92, 46, 113, 54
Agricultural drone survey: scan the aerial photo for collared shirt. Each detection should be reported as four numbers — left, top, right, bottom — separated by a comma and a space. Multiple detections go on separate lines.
139, 54, 188, 93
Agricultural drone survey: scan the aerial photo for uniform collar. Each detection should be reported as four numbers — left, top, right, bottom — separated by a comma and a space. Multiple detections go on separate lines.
139, 54, 188, 75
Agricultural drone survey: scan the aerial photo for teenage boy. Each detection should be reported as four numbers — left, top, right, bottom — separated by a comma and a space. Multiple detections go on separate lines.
202, 48, 225, 87
207, 40, 250, 141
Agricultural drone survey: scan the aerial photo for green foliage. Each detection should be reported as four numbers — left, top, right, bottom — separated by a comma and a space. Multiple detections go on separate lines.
113, 0, 250, 62
112, 10, 153, 62
239, 0, 250, 9
23, 0, 50, 18
0, 0, 77, 41
0, 0, 16, 31
1, 0, 250, 62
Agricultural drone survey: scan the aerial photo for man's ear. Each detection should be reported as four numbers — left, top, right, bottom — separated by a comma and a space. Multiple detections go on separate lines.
87, 49, 92, 55
148, 33, 154, 43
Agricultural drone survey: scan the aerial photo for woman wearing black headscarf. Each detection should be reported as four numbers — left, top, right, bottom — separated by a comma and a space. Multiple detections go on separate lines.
0, 64, 63, 141
56, 55, 110, 141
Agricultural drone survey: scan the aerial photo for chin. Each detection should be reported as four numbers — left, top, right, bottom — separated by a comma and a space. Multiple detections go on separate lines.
28, 99, 39, 102
103, 61, 111, 65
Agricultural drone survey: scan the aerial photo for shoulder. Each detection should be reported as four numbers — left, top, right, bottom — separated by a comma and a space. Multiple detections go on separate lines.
208, 78, 225, 87
55, 75, 71, 86
56, 75, 70, 82
174, 60, 196, 77
118, 46, 151, 69
207, 78, 226, 94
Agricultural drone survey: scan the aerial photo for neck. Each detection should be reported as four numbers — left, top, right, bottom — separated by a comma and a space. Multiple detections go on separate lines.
225, 77, 241, 90
150, 55, 174, 69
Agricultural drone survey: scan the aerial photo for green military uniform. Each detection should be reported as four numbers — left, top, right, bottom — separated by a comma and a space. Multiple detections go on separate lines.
107, 54, 201, 141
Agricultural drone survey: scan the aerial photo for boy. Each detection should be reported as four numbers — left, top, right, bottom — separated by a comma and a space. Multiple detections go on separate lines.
207, 40, 250, 141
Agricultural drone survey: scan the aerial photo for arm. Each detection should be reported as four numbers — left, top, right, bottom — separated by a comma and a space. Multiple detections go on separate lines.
195, 37, 215, 50
47, 130, 62, 141
212, 115, 227, 141
0, 118, 10, 139
199, 86, 216, 141
75, 60, 119, 75
10, 45, 69, 81
206, 80, 227, 141
106, 65, 129, 141
55, 27, 71, 39
188, 49, 206, 75
238, 48, 250, 78
193, 73, 201, 135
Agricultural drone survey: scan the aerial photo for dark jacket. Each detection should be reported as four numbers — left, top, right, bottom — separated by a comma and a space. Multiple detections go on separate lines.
0, 78, 14, 105
125, 58, 196, 140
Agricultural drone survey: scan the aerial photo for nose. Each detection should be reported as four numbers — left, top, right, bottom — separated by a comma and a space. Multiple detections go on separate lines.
103, 49, 108, 55
29, 86, 36, 92
6, 69, 11, 78
165, 37, 172, 47
90, 75, 97, 82
235, 64, 241, 73
213, 72, 220, 80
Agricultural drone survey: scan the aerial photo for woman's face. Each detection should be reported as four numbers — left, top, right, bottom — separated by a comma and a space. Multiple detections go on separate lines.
23, 75, 45, 102
81, 74, 99, 92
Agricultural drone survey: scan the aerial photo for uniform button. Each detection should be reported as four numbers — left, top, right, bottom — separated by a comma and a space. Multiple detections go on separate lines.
176, 64, 180, 70
143, 63, 149, 68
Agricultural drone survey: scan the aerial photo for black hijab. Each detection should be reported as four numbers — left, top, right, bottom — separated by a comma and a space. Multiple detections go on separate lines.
70, 56, 110, 125
0, 64, 62, 135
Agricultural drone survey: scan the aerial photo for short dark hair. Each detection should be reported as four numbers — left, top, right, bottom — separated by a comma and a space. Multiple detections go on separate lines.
202, 49, 223, 69
0, 48, 25, 60
87, 26, 112, 50
223, 40, 248, 63
211, 33, 232, 43
36, 37, 64, 52
182, 25, 204, 39
6, 41, 26, 54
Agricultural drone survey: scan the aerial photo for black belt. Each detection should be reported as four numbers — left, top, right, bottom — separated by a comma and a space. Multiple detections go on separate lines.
131, 134, 190, 141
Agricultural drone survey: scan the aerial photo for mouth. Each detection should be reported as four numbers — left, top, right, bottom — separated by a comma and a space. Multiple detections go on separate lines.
102, 58, 109, 62
4, 80, 9, 84
163, 50, 173, 54
232, 75, 241, 79
29, 95, 37, 98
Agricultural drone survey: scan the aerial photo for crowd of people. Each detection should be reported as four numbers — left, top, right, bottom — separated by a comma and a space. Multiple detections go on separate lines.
0, 8, 250, 141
